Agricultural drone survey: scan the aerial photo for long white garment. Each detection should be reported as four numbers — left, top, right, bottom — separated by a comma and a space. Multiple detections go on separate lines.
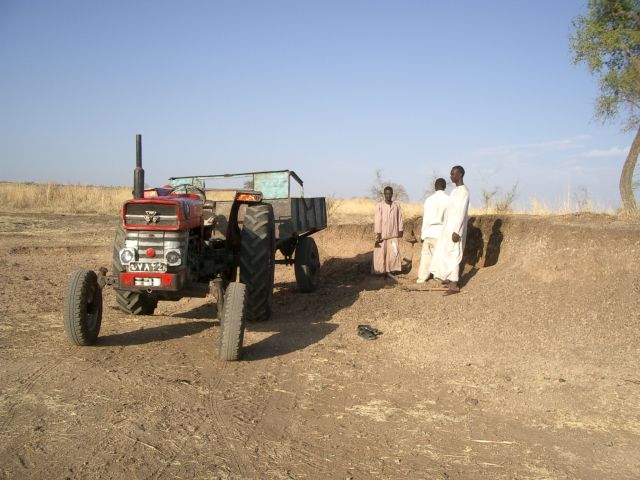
429, 185, 470, 282
417, 237, 438, 282
417, 190, 449, 281
420, 190, 449, 240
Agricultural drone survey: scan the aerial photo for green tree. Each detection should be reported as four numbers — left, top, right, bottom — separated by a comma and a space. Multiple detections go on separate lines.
571, 0, 640, 211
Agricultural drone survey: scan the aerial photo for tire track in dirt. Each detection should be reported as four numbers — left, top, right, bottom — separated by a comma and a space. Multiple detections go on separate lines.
144, 347, 209, 480
202, 354, 254, 478
0, 360, 58, 435
198, 341, 297, 477
244, 359, 328, 476
46, 343, 191, 478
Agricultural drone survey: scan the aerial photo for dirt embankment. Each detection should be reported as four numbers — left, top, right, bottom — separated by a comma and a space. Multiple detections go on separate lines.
0, 212, 639, 479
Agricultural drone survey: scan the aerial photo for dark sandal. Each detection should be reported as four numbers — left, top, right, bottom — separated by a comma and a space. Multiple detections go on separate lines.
357, 324, 382, 339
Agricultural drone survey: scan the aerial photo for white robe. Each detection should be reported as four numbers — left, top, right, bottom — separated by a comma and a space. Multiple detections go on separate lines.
417, 190, 449, 282
420, 190, 449, 241
429, 185, 470, 282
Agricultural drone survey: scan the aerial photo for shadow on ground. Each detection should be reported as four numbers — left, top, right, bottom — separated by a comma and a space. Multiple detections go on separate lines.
97, 217, 505, 350
98, 320, 214, 346
242, 251, 389, 361
459, 216, 505, 288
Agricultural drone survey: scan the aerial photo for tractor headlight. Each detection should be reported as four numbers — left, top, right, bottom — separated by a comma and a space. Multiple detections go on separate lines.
119, 248, 136, 265
165, 249, 182, 266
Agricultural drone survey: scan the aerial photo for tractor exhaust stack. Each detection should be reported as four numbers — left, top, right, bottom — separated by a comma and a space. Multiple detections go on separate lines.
133, 134, 145, 199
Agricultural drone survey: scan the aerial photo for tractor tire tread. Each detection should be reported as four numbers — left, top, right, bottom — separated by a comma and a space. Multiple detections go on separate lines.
239, 204, 275, 322
63, 269, 102, 346
219, 282, 247, 361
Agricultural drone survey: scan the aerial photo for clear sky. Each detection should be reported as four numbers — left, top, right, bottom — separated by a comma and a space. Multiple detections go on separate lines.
0, 0, 635, 210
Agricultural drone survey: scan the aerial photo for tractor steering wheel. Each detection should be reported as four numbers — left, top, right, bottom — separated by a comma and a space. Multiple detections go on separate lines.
169, 184, 206, 201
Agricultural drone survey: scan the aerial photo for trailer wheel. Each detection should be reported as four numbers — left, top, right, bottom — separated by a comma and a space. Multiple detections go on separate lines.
63, 270, 103, 346
295, 237, 321, 292
240, 204, 275, 321
219, 282, 247, 361
112, 223, 157, 315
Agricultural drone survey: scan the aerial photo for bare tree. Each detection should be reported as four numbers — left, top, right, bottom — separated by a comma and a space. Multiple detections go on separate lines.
481, 187, 499, 213
495, 182, 519, 213
369, 169, 409, 202
574, 186, 592, 212
481, 183, 519, 213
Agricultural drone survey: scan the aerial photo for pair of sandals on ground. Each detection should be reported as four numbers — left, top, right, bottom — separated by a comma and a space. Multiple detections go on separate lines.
357, 324, 382, 340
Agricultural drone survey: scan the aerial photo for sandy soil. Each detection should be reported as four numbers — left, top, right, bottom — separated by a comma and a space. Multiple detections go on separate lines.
1, 212, 639, 479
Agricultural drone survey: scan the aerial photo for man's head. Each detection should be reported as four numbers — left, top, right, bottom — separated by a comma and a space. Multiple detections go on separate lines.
434, 178, 446, 191
450, 165, 465, 185
383, 186, 393, 203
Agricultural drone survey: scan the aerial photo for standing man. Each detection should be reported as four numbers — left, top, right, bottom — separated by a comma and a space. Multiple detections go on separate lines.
372, 186, 404, 277
416, 178, 449, 283
430, 166, 470, 295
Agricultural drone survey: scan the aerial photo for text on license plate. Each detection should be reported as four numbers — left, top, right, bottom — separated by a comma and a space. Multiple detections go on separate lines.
128, 262, 168, 272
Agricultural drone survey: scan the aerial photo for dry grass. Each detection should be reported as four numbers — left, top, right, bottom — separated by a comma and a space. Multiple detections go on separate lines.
329, 196, 620, 222
0, 182, 623, 220
328, 197, 423, 224
0, 182, 130, 215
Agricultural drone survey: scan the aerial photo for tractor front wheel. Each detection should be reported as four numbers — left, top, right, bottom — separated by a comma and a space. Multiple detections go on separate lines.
63, 270, 103, 345
219, 282, 247, 361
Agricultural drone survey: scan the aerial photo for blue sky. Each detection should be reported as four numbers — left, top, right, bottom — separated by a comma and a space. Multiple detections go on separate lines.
0, 0, 635, 210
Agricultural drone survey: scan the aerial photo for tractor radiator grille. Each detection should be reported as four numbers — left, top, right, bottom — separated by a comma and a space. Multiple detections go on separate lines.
124, 231, 188, 261
125, 203, 178, 227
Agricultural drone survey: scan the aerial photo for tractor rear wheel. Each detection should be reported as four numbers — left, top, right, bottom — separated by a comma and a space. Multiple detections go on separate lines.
219, 282, 247, 361
63, 269, 102, 345
295, 236, 321, 292
112, 223, 157, 315
239, 204, 275, 321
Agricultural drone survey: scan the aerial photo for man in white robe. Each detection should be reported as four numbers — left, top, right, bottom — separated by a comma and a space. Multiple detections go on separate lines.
430, 166, 470, 295
417, 178, 449, 283
372, 186, 404, 276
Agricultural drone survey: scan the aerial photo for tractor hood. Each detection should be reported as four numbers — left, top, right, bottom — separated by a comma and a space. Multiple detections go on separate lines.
122, 196, 203, 231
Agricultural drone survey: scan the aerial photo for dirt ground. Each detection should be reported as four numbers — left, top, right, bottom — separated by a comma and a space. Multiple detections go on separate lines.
1, 211, 639, 479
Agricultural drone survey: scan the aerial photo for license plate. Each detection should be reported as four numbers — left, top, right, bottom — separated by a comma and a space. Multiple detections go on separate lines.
128, 262, 168, 273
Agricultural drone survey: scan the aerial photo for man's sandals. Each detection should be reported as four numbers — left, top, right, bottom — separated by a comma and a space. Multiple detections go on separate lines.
357, 325, 382, 340
443, 285, 460, 296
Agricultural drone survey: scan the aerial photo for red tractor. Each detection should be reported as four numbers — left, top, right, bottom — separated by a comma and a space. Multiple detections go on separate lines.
63, 135, 326, 360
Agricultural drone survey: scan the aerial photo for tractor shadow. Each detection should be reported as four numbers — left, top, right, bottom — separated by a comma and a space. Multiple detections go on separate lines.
98, 320, 213, 346
99, 301, 218, 346
170, 302, 219, 320
243, 251, 389, 361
